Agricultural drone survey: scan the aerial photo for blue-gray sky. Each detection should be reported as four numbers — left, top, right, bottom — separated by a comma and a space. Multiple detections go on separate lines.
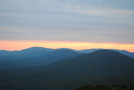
0, 0, 134, 44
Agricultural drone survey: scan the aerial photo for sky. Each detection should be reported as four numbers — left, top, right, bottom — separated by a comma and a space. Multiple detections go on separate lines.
0, 0, 134, 52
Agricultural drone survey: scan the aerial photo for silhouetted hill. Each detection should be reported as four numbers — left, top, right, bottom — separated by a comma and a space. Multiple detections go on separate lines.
45, 48, 83, 61
0, 49, 83, 69
0, 50, 134, 90
0, 47, 133, 62
36, 50, 134, 78
20, 47, 54, 55
27, 50, 134, 89
0, 47, 54, 61
113, 49, 134, 58
77, 49, 102, 53
77, 49, 134, 58
0, 50, 19, 61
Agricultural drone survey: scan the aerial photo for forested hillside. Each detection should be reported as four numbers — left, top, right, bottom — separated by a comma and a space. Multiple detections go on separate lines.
0, 50, 134, 90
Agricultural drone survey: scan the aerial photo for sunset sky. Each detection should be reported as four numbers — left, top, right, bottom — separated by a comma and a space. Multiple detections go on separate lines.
0, 0, 134, 52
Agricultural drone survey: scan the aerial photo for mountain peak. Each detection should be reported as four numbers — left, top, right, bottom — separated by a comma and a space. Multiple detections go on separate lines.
90, 49, 120, 54
89, 49, 132, 58
48, 48, 82, 57
20, 47, 50, 51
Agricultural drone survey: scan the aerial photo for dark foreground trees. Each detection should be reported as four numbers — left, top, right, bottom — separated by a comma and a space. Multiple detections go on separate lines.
74, 83, 134, 90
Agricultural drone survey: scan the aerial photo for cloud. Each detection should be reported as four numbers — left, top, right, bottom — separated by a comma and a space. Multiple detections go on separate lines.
0, 0, 134, 44
0, 26, 134, 44
1, 0, 134, 11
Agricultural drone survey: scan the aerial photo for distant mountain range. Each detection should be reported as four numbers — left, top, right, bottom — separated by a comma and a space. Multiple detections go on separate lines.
0, 50, 134, 90
0, 47, 54, 61
0, 48, 83, 69
0, 47, 133, 69
0, 47, 134, 61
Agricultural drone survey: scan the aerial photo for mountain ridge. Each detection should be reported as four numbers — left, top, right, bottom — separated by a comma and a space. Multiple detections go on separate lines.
0, 47, 133, 61
0, 50, 134, 90
0, 49, 83, 69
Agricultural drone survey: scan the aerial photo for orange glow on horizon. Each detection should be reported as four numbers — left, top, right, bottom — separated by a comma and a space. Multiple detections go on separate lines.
0, 40, 134, 52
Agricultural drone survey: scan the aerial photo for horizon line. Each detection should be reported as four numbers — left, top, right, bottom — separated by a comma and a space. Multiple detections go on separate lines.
1, 46, 133, 53
0, 40, 134, 52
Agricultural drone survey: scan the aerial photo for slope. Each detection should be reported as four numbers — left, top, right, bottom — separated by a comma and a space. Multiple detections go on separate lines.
0, 47, 54, 61
0, 50, 134, 90
29, 50, 134, 90
77, 49, 134, 58
35, 50, 134, 78
0, 49, 83, 69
